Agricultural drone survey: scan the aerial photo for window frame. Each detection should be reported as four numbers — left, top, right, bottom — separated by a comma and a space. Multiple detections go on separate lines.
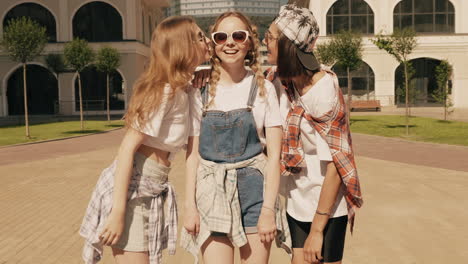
326, 0, 375, 35
393, 0, 455, 34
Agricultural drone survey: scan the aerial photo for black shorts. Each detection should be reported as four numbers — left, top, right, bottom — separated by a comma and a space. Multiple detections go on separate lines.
287, 213, 348, 263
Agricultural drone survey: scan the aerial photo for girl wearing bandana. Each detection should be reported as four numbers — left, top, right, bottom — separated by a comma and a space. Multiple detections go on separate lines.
264, 4, 363, 264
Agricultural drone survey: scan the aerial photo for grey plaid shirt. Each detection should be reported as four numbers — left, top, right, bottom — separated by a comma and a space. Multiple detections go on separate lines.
80, 159, 178, 264
180, 154, 291, 263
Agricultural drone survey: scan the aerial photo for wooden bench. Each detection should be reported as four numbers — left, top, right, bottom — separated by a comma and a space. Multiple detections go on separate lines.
350, 100, 381, 112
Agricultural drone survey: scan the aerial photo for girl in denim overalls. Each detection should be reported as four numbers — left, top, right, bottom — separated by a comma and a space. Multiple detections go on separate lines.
181, 12, 290, 264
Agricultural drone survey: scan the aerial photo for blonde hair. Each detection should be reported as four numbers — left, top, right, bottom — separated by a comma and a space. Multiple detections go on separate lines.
207, 12, 265, 107
125, 16, 201, 128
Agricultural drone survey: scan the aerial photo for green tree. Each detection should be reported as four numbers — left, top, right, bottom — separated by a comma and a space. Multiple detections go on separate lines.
318, 31, 362, 119
64, 38, 94, 131
0, 17, 48, 138
315, 42, 337, 66
96, 46, 121, 123
372, 28, 417, 135
432, 60, 453, 121
396, 61, 418, 115
45, 53, 66, 77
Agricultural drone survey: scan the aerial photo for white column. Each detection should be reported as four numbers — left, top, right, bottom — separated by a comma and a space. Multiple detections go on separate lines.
58, 0, 69, 42
450, 54, 468, 108
455, 0, 468, 34
363, 42, 400, 106
126, 0, 137, 40
376, 0, 394, 34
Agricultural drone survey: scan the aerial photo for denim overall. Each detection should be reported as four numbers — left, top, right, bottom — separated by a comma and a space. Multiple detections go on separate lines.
199, 77, 265, 230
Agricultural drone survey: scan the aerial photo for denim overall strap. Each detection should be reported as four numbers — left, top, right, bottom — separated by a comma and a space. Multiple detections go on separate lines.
201, 84, 209, 111
246, 77, 258, 109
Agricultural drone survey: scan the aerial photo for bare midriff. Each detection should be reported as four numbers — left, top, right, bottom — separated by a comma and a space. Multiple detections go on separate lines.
137, 144, 171, 167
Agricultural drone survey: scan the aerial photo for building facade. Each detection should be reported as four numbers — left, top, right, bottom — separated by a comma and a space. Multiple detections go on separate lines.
169, 0, 281, 17
0, 0, 169, 117
309, 0, 468, 108
1, 0, 467, 117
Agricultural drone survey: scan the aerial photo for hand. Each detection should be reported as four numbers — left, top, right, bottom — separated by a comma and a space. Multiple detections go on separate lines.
183, 205, 200, 236
303, 230, 324, 264
257, 207, 277, 243
192, 69, 211, 89
99, 210, 125, 246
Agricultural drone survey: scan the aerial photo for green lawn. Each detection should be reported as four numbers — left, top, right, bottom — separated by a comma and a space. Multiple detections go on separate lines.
0, 120, 124, 147
350, 115, 468, 146
1, 116, 467, 147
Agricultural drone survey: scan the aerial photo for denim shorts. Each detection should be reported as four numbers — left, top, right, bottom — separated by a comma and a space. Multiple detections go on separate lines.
236, 166, 264, 234
211, 166, 264, 236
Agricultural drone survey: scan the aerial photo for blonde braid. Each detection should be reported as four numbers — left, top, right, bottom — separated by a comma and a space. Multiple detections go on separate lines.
248, 25, 266, 98
207, 41, 221, 108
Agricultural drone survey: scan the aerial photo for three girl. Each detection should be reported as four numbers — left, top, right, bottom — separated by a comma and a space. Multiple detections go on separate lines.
80, 16, 210, 264
81, 5, 363, 264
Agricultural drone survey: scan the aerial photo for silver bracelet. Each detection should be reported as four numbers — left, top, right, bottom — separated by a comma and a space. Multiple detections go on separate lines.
315, 210, 331, 216
262, 205, 275, 213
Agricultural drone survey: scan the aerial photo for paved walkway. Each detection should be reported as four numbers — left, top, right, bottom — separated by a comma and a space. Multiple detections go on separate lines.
0, 129, 467, 263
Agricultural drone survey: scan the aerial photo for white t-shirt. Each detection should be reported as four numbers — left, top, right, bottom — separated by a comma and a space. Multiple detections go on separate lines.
132, 84, 197, 160
278, 73, 348, 222
190, 71, 283, 146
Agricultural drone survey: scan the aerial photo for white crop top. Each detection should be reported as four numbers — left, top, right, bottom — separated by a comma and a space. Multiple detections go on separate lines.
132, 84, 198, 160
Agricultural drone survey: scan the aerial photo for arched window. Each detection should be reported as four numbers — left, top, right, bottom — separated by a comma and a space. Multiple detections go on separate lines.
73, 1, 123, 42
395, 58, 449, 106
394, 0, 455, 33
332, 61, 375, 100
7, 65, 58, 115
326, 0, 374, 35
3, 3, 57, 42
74, 66, 125, 111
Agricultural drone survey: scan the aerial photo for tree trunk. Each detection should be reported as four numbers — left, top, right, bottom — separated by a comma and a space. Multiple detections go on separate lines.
23, 63, 30, 138
78, 72, 84, 131
347, 67, 352, 124
404, 62, 409, 136
107, 73, 110, 124
366, 76, 370, 101
444, 82, 448, 121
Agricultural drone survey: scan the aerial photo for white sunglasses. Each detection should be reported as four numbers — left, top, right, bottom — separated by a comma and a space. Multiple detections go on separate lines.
211, 30, 249, 45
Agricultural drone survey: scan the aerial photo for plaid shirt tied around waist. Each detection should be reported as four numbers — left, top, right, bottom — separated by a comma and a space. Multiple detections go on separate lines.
267, 66, 363, 232
79, 159, 178, 264
180, 153, 291, 263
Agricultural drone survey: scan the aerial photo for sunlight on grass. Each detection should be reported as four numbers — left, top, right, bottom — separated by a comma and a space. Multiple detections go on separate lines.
0, 120, 124, 146
350, 115, 468, 146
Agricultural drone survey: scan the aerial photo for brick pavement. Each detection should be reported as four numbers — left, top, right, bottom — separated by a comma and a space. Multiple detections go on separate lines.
0, 129, 467, 263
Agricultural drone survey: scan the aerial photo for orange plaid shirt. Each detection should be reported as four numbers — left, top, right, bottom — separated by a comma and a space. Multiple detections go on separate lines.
265, 67, 363, 232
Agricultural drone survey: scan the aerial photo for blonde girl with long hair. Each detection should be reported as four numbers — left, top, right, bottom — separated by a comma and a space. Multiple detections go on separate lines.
80, 16, 210, 264
181, 12, 290, 264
